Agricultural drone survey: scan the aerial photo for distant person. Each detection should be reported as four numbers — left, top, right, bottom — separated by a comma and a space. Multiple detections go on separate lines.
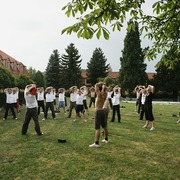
3, 88, 17, 120
68, 86, 77, 118
42, 87, 56, 120
37, 87, 45, 115
139, 88, 147, 120
21, 84, 43, 135
111, 85, 121, 123
89, 86, 96, 108
142, 85, 155, 131
57, 88, 66, 114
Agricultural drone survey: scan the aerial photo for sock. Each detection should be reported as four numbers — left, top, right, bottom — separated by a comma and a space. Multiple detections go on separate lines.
105, 137, 108, 141
95, 141, 99, 145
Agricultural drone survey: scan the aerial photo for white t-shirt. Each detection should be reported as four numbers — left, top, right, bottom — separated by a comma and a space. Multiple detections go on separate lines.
37, 91, 44, 101
70, 92, 77, 102
5, 92, 14, 104
76, 94, 84, 105
45, 92, 54, 102
112, 92, 121, 106
24, 93, 38, 108
58, 92, 65, 102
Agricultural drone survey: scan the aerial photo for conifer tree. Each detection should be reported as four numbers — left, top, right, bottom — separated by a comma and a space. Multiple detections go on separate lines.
119, 21, 147, 96
60, 43, 82, 89
87, 48, 110, 85
45, 49, 61, 90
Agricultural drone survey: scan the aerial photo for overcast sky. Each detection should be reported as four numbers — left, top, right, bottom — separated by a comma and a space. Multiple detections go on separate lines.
0, 0, 159, 73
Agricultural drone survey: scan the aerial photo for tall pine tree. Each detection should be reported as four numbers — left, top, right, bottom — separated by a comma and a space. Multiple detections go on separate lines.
119, 21, 147, 96
60, 43, 82, 89
87, 48, 110, 85
45, 49, 61, 90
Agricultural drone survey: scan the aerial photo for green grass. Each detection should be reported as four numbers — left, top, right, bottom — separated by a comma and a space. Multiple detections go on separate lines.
0, 101, 180, 180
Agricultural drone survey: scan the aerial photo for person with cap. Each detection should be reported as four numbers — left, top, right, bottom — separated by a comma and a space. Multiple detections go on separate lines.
21, 84, 43, 135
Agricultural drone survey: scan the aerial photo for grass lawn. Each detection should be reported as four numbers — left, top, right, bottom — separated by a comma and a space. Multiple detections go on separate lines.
0, 100, 180, 180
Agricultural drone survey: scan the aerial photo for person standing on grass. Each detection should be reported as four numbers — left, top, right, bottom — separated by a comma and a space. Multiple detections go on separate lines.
89, 82, 109, 148
21, 84, 43, 135
111, 85, 121, 123
42, 87, 56, 120
68, 86, 78, 118
37, 87, 45, 115
89, 86, 96, 108
74, 89, 86, 122
80, 86, 89, 115
3, 88, 17, 120
107, 87, 113, 109
57, 88, 66, 114
142, 85, 155, 131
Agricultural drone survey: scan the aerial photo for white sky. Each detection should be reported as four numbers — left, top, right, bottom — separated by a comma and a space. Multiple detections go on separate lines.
0, 0, 159, 73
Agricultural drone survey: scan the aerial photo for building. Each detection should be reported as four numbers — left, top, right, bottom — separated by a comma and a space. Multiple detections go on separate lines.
81, 70, 156, 86
0, 50, 29, 76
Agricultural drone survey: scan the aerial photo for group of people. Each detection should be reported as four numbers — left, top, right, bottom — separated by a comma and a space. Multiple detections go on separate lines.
3, 82, 172, 147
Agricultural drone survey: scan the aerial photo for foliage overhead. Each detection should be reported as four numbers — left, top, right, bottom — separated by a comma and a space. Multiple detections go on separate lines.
61, 0, 180, 65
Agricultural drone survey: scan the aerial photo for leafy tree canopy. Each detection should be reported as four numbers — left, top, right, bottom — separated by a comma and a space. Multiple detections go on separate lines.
61, 0, 180, 66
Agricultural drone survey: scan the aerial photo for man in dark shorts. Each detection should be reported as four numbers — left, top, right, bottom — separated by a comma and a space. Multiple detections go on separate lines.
89, 82, 109, 148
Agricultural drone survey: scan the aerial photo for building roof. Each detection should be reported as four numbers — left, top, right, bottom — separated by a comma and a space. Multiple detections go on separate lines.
0, 50, 29, 76
81, 70, 156, 80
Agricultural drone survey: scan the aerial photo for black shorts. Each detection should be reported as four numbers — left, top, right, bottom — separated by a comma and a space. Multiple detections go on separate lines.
76, 105, 85, 114
95, 108, 109, 129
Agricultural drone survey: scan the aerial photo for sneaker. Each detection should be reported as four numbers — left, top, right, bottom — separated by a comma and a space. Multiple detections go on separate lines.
14, 118, 17, 120
142, 125, 148, 128
102, 139, 109, 143
150, 127, 155, 131
42, 118, 46, 121
89, 143, 100, 148
53, 117, 56, 119
84, 119, 87, 122
176, 120, 180, 123
3, 118, 6, 120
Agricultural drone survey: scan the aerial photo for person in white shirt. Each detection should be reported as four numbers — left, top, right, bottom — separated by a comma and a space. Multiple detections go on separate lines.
111, 85, 121, 123
21, 84, 43, 135
3, 88, 17, 120
43, 87, 56, 120
107, 87, 113, 109
37, 87, 45, 115
57, 88, 66, 114
68, 86, 77, 118
75, 89, 86, 121
80, 86, 89, 114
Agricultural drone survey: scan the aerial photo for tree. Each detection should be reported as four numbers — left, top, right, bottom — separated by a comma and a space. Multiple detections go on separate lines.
154, 53, 180, 98
119, 21, 147, 96
45, 49, 61, 90
33, 71, 46, 88
60, 43, 82, 88
27, 67, 36, 80
0, 67, 16, 88
16, 74, 34, 89
61, 0, 180, 66
87, 48, 110, 85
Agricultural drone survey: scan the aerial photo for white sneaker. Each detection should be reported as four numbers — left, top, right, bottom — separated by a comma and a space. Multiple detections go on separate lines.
89, 143, 100, 148
42, 118, 46, 121
150, 127, 155, 131
142, 125, 147, 128
102, 139, 108, 143
3, 118, 6, 120
176, 120, 180, 123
